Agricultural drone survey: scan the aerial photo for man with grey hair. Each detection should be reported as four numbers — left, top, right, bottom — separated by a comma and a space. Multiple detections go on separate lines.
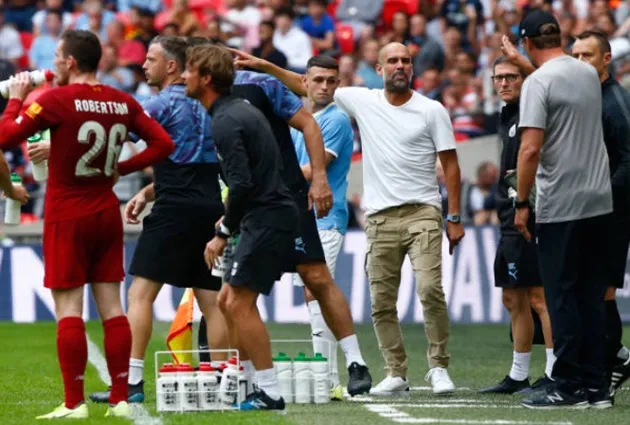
232, 41, 465, 396
515, 10, 613, 409
89, 35, 228, 403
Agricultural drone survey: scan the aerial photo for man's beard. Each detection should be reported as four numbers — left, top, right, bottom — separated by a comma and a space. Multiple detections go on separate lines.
385, 72, 410, 93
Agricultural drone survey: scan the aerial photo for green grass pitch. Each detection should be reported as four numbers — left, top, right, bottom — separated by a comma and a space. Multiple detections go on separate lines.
0, 322, 628, 425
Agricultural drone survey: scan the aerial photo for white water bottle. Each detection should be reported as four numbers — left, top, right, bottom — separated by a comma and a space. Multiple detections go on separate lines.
4, 173, 23, 225
197, 362, 219, 410
211, 236, 232, 278
218, 357, 240, 407
157, 363, 179, 412
293, 352, 312, 404
177, 363, 198, 411
0, 69, 55, 98
312, 353, 330, 404
273, 352, 293, 403
27, 133, 48, 182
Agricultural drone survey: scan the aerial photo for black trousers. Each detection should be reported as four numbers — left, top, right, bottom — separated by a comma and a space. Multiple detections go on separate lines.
537, 214, 610, 391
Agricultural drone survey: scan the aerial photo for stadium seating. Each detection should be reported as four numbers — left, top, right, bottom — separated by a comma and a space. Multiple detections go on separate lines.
381, 0, 418, 28
335, 23, 354, 55
18, 32, 33, 71
327, 0, 338, 19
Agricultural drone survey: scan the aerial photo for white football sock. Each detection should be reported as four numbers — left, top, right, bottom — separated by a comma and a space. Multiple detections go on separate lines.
339, 334, 366, 368
241, 360, 256, 394
509, 351, 531, 382
255, 368, 281, 400
308, 300, 339, 386
128, 358, 144, 385
618, 346, 630, 361
545, 348, 557, 379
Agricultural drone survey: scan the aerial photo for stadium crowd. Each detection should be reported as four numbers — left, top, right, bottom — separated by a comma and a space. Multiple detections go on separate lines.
1, 0, 630, 227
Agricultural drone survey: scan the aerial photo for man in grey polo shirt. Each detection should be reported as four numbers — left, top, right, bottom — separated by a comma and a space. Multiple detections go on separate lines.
514, 10, 614, 409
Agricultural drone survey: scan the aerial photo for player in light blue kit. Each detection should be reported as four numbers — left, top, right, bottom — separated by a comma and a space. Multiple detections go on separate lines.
291, 55, 354, 400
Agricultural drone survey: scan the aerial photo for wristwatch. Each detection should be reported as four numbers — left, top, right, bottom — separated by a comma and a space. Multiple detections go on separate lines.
216, 222, 231, 239
446, 214, 461, 224
513, 198, 529, 209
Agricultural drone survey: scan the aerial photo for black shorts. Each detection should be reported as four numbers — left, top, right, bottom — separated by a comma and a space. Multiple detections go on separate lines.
607, 209, 630, 289
224, 223, 294, 295
494, 234, 542, 288
285, 191, 326, 271
129, 211, 222, 291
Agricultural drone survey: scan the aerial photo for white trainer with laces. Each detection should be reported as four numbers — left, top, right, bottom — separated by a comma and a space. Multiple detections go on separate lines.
369, 376, 410, 396
425, 367, 456, 394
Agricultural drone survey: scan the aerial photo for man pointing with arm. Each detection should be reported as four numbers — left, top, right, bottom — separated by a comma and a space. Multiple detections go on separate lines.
233, 43, 465, 396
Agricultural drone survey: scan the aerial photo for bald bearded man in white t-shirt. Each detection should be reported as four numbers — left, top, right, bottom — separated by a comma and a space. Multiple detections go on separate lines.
232, 42, 465, 396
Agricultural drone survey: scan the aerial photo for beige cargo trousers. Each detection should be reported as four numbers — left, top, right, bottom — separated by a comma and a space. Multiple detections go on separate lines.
365, 204, 450, 377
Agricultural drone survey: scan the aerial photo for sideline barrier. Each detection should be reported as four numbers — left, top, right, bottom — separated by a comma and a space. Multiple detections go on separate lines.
2, 226, 629, 323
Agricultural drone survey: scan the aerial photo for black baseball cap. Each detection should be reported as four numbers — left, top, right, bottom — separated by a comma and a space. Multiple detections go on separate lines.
518, 9, 560, 39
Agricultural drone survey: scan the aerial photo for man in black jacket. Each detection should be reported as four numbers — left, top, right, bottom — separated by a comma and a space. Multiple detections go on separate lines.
184, 43, 298, 411
479, 56, 555, 395
572, 30, 630, 395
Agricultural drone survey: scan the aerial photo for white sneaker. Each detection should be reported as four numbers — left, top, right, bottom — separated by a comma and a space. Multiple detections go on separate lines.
369, 376, 410, 396
425, 367, 455, 394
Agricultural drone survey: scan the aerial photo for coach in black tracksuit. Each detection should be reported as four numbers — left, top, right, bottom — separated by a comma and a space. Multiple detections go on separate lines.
573, 30, 630, 395
479, 56, 554, 396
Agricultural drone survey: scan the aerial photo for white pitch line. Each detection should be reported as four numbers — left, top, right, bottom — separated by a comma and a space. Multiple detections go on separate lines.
369, 403, 519, 409
363, 403, 572, 425
86, 334, 162, 425
392, 419, 571, 425
412, 399, 514, 404
410, 386, 471, 391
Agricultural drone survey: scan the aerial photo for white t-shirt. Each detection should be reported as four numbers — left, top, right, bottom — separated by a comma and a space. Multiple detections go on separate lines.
334, 88, 457, 215
273, 27, 312, 70
0, 26, 23, 61
222, 6, 262, 51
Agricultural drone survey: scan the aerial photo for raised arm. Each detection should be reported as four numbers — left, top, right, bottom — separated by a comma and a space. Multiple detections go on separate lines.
231, 48, 307, 97
501, 35, 536, 77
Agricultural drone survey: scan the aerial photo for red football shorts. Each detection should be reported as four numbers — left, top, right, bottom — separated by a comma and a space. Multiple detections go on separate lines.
43, 206, 125, 289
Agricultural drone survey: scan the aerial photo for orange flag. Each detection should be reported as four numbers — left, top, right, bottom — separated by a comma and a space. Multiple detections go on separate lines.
166, 288, 194, 365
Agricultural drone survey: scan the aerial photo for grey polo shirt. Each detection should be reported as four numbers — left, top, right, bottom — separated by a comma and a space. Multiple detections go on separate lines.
519, 55, 612, 223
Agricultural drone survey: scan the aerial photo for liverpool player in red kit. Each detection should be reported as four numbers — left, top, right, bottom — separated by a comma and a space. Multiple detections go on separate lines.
0, 30, 174, 419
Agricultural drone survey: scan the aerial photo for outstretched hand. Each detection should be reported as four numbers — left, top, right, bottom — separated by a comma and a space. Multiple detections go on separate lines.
230, 48, 264, 70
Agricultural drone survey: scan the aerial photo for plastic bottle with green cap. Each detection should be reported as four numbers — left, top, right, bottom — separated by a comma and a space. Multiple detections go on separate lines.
4, 173, 22, 225
293, 352, 313, 403
273, 352, 293, 403
311, 353, 329, 404
27, 132, 48, 182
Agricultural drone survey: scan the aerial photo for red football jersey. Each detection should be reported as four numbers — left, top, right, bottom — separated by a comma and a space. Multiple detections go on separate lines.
0, 83, 173, 222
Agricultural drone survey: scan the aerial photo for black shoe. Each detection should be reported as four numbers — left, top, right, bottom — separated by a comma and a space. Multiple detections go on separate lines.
517, 375, 555, 396
479, 376, 530, 394
88, 381, 145, 404
347, 362, 372, 396
522, 387, 589, 409
611, 356, 630, 396
238, 389, 285, 411
587, 388, 614, 409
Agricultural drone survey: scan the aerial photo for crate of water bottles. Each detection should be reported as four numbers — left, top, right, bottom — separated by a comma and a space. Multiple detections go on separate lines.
154, 349, 247, 412
272, 349, 332, 405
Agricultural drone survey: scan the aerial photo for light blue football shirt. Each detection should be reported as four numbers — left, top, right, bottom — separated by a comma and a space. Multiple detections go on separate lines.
291, 103, 354, 234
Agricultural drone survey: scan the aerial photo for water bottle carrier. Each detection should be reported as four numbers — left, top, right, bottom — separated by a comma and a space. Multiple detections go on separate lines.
154, 340, 335, 413
154, 349, 242, 413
